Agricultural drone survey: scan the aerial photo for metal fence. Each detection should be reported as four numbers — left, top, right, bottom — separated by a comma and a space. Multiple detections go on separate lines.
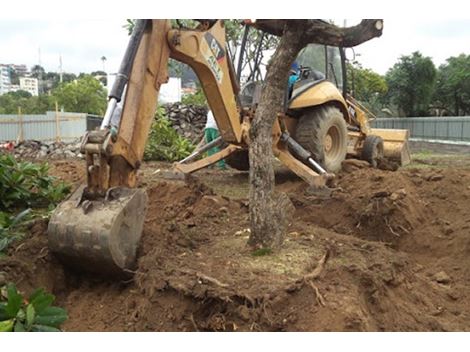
372, 116, 470, 142
0, 112, 102, 142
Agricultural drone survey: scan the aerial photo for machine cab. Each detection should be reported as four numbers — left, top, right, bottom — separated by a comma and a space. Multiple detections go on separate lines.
291, 44, 345, 100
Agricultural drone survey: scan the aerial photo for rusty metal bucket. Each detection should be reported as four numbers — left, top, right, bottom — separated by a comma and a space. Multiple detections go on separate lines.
48, 185, 148, 276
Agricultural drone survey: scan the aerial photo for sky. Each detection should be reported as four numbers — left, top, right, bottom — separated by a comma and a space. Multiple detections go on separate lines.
0, 18, 469, 76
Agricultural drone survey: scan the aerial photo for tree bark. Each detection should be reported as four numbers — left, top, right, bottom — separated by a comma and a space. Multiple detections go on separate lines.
247, 19, 383, 249
247, 22, 305, 249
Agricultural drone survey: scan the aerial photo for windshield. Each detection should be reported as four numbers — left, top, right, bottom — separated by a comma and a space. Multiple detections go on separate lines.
296, 44, 343, 90
296, 44, 326, 74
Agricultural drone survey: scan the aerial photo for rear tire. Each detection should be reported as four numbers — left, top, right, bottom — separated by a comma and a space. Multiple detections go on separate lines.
361, 135, 384, 168
294, 105, 348, 172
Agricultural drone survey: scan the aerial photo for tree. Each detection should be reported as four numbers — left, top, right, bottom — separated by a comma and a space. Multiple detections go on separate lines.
101, 56, 107, 72
347, 61, 388, 114
385, 52, 437, 117
434, 54, 470, 116
0, 91, 53, 114
9, 68, 20, 85
30, 65, 45, 79
91, 70, 108, 86
247, 19, 383, 249
52, 75, 107, 115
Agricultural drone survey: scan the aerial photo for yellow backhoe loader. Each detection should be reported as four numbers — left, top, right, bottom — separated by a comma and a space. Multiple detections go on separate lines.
48, 19, 410, 276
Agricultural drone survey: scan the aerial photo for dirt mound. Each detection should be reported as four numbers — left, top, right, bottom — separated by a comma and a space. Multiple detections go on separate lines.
1, 162, 470, 331
291, 168, 429, 247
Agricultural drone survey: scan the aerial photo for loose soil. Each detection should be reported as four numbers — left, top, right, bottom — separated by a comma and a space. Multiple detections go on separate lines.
1, 157, 470, 331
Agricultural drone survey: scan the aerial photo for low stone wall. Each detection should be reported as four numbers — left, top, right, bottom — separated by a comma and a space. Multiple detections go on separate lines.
12, 139, 83, 159
165, 103, 208, 144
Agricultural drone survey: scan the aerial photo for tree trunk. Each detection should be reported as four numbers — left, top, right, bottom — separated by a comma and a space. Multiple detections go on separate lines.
247, 22, 305, 249
247, 19, 384, 249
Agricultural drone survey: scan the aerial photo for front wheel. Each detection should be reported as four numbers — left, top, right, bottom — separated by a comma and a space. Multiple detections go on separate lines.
361, 135, 384, 168
294, 105, 348, 172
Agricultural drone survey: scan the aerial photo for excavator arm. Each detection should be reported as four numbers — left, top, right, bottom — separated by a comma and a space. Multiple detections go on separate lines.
48, 19, 329, 276
48, 20, 246, 275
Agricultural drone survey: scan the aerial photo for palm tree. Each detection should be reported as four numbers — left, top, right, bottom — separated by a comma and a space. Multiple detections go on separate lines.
101, 56, 107, 72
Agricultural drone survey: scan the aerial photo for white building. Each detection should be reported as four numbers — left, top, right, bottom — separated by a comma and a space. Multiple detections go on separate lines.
0, 65, 11, 95
19, 77, 39, 96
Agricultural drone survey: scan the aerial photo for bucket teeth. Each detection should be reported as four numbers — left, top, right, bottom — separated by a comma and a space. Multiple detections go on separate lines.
48, 186, 148, 276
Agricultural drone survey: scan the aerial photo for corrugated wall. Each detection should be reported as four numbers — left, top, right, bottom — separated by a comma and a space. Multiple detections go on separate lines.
372, 117, 470, 142
0, 112, 88, 142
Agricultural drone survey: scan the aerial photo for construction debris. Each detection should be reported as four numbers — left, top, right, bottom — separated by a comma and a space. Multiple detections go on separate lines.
10, 139, 83, 159
165, 103, 208, 144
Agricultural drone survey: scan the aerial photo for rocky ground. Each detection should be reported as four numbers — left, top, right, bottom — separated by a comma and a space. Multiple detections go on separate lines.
1, 149, 470, 331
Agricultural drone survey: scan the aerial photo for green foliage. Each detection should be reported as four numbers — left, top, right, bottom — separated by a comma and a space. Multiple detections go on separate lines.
385, 51, 437, 117
347, 61, 388, 115
181, 87, 207, 107
0, 154, 70, 253
0, 283, 68, 332
0, 154, 70, 211
52, 75, 107, 115
30, 65, 46, 79
434, 54, 470, 116
0, 92, 54, 114
0, 209, 31, 253
144, 107, 195, 162
347, 62, 388, 101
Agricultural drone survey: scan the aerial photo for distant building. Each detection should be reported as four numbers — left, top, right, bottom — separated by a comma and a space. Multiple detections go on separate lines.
19, 77, 39, 96
0, 65, 11, 95
0, 63, 35, 95
12, 64, 28, 76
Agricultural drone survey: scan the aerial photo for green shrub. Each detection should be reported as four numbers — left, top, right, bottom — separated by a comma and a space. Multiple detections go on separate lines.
181, 87, 207, 107
0, 283, 68, 332
0, 154, 70, 210
0, 209, 31, 253
144, 107, 194, 162
0, 154, 70, 253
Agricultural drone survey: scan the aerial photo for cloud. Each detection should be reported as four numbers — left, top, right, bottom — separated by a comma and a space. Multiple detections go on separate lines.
0, 19, 129, 74
354, 18, 470, 74
0, 19, 469, 77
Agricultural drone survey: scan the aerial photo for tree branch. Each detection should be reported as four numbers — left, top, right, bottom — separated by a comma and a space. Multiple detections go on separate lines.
250, 19, 383, 47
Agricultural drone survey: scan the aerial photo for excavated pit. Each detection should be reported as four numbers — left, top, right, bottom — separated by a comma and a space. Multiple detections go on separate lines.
1, 159, 470, 331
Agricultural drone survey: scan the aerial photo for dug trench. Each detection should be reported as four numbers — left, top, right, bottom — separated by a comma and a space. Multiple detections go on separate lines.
1, 159, 470, 331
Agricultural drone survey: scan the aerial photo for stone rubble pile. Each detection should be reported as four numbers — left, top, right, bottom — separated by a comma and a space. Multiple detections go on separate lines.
7, 104, 209, 160
165, 103, 208, 144
13, 139, 83, 159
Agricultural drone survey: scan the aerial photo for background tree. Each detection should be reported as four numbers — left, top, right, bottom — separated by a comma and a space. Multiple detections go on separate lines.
9, 68, 20, 85
347, 61, 388, 115
385, 51, 437, 116
52, 75, 107, 115
91, 70, 108, 86
0, 91, 54, 114
247, 19, 383, 249
101, 56, 107, 72
30, 65, 46, 79
434, 54, 470, 116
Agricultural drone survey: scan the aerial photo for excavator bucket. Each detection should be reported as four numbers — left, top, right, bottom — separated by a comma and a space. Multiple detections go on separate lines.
48, 186, 148, 276
370, 128, 411, 166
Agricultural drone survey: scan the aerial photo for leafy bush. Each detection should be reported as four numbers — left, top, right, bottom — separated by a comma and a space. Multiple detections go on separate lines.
0, 154, 70, 253
0, 283, 68, 332
144, 107, 195, 162
181, 87, 207, 107
0, 154, 70, 211
0, 209, 31, 253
